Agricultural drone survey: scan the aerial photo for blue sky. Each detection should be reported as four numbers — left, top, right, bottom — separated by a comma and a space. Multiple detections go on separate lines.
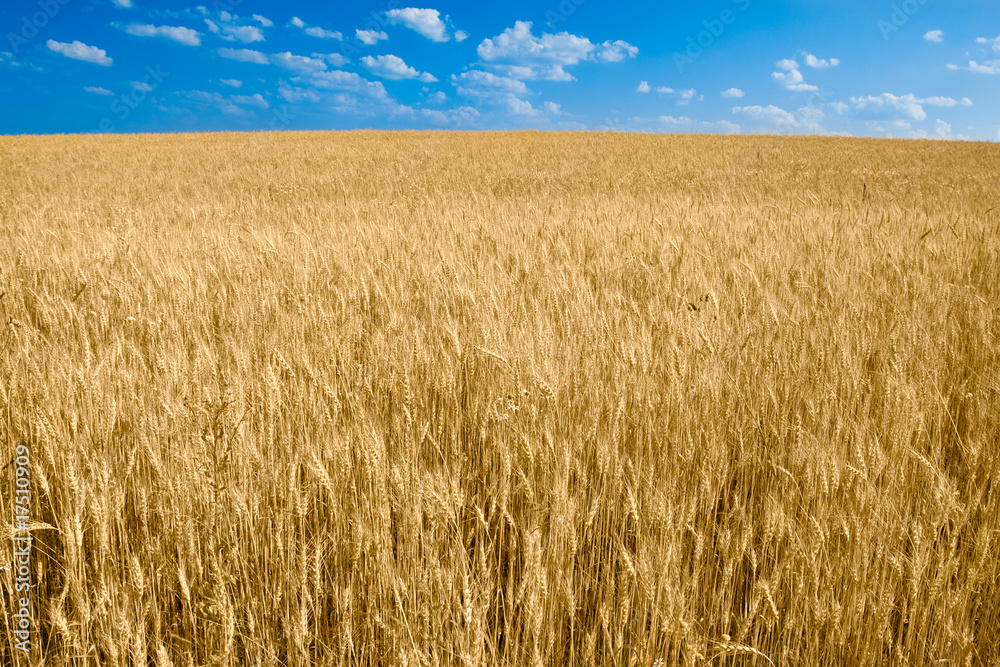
1, 0, 998, 138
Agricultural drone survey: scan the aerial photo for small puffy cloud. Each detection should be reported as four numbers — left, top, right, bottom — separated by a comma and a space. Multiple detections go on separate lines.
123, 23, 201, 46
934, 119, 968, 140
969, 60, 1000, 74
361, 54, 436, 81
452, 70, 529, 98
47, 40, 113, 65
271, 52, 328, 74
803, 53, 839, 68
84, 85, 114, 95
476, 21, 636, 81
304, 70, 390, 101
542, 101, 562, 114
386, 8, 462, 42
289, 16, 342, 39
924, 30, 944, 43
721, 87, 744, 98
356, 29, 388, 45
850, 93, 972, 121
305, 26, 343, 40
772, 60, 817, 92
112, 0, 133, 7
218, 47, 269, 64
219, 78, 242, 87
594, 39, 639, 63
732, 104, 825, 132
252, 14, 273, 27
314, 52, 348, 67
636, 81, 651, 93
419, 106, 480, 127
278, 86, 320, 103
181, 90, 268, 115
230, 93, 268, 109
205, 19, 264, 43
976, 35, 1000, 52
651, 86, 701, 105
131, 80, 153, 92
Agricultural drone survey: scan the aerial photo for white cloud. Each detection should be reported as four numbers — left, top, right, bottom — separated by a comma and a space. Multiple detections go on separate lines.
803, 53, 839, 68
975, 35, 1000, 52
721, 87, 744, 98
84, 85, 114, 95
305, 26, 343, 40
732, 104, 825, 132
651, 86, 701, 105
252, 14, 273, 27
230, 93, 268, 109
270, 52, 328, 74
386, 8, 462, 42
934, 119, 968, 140
594, 39, 639, 63
476, 21, 636, 81
361, 54, 436, 81
924, 30, 944, 43
205, 19, 264, 43
637, 80, 651, 93
850, 93, 972, 121
181, 90, 270, 115
46, 40, 113, 65
217, 47, 269, 64
131, 80, 153, 92
772, 60, 818, 92
304, 70, 390, 101
356, 29, 388, 45
278, 86, 320, 103
314, 52, 348, 67
968, 60, 1000, 74
219, 78, 242, 87
112, 0, 133, 7
542, 101, 562, 114
123, 23, 201, 46
289, 17, 305, 28
420, 106, 480, 126
452, 70, 529, 98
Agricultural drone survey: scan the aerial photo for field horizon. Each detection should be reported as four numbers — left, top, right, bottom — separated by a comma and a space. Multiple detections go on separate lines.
1, 131, 998, 666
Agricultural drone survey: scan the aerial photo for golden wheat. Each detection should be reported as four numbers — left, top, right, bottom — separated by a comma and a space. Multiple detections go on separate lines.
0, 131, 998, 665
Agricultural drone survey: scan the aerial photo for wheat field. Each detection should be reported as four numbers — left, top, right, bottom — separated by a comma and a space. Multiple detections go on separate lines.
0, 131, 998, 665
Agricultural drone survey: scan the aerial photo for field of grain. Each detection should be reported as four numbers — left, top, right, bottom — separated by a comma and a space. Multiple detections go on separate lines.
0, 131, 998, 665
